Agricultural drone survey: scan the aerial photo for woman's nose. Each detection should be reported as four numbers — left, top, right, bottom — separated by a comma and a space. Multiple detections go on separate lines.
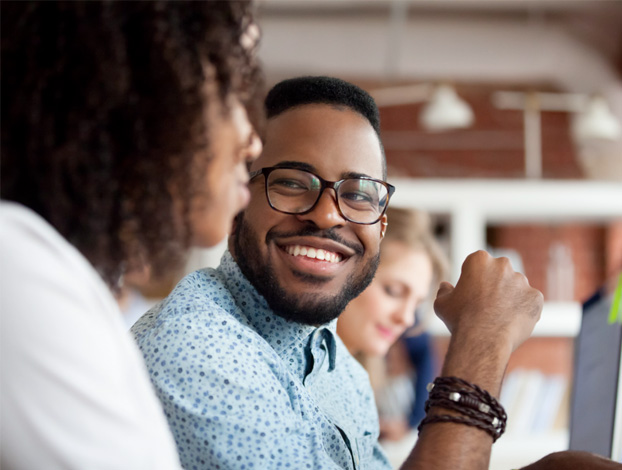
393, 302, 416, 328
244, 132, 262, 164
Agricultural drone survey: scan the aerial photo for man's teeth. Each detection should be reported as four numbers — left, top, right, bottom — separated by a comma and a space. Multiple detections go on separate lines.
285, 245, 343, 263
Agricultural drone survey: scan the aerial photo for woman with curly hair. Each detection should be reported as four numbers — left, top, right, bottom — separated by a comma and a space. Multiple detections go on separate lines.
0, 2, 263, 468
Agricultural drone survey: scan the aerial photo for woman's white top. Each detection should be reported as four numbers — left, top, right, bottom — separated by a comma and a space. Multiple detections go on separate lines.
0, 202, 182, 470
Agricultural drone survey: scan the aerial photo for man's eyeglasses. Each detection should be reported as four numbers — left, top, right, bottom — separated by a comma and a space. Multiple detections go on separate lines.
249, 166, 395, 225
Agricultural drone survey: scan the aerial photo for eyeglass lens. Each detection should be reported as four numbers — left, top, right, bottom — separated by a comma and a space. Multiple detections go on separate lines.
266, 168, 389, 224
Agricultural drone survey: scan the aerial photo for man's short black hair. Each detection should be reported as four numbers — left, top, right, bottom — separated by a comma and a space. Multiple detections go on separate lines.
265, 76, 386, 177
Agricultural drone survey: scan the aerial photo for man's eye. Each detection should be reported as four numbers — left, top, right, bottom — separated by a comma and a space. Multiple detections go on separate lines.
341, 191, 373, 203
270, 179, 309, 191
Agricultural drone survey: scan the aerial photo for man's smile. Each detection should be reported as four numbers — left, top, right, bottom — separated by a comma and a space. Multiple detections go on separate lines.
284, 245, 343, 263
273, 235, 356, 278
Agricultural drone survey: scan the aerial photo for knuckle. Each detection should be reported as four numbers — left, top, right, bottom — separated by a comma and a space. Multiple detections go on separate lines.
498, 256, 513, 271
530, 289, 544, 316
464, 250, 488, 267
514, 271, 529, 285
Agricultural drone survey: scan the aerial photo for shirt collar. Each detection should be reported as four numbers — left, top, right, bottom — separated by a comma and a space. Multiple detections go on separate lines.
217, 250, 338, 375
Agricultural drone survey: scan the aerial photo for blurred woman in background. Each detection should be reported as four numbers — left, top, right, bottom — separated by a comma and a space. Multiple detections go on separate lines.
337, 207, 448, 441
1, 2, 263, 469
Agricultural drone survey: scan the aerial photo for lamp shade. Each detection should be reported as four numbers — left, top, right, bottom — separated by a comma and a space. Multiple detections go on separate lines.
572, 95, 621, 142
419, 84, 474, 131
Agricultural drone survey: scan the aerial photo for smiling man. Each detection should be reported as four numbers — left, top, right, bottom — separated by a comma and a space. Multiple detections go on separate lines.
133, 77, 548, 470
232, 94, 393, 326
133, 76, 395, 469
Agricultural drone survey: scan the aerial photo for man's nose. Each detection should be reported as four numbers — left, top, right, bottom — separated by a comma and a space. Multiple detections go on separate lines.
296, 189, 346, 229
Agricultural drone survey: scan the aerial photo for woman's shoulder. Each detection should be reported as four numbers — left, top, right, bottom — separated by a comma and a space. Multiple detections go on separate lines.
1, 202, 107, 288
1, 201, 120, 323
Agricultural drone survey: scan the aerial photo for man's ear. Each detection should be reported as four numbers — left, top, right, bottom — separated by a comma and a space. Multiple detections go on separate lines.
380, 213, 388, 239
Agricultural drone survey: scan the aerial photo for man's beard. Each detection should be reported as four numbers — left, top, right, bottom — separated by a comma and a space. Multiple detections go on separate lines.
232, 212, 379, 325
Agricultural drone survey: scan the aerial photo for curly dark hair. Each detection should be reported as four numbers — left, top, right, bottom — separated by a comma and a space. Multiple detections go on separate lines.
1, 1, 265, 288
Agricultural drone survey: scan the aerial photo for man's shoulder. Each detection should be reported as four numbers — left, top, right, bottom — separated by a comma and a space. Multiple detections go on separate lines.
131, 267, 289, 395
333, 332, 371, 381
335, 335, 377, 408
131, 267, 243, 340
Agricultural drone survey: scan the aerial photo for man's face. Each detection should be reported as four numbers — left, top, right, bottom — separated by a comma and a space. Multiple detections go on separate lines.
231, 103, 386, 325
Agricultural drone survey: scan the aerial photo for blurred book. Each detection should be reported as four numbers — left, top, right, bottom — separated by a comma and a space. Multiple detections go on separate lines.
531, 374, 567, 433
500, 369, 569, 436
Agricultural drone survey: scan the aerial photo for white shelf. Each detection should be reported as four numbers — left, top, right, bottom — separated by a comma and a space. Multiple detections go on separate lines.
490, 430, 569, 470
388, 179, 622, 223
428, 301, 581, 337
387, 178, 622, 284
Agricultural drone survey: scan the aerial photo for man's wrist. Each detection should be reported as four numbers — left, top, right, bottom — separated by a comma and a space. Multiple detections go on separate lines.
420, 377, 508, 442
441, 330, 513, 397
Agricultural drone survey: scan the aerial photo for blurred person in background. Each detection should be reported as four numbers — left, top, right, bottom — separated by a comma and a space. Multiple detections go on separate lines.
0, 2, 263, 469
337, 207, 448, 442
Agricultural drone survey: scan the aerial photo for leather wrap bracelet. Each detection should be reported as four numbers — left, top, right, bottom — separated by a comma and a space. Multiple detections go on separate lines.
417, 376, 507, 442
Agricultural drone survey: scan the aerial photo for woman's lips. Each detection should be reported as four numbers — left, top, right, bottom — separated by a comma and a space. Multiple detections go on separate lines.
376, 324, 398, 341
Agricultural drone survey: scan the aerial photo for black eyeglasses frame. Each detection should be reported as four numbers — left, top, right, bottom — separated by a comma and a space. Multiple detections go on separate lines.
249, 166, 396, 225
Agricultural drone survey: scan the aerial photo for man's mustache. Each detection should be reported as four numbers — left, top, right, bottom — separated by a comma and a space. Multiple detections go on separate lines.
266, 226, 364, 256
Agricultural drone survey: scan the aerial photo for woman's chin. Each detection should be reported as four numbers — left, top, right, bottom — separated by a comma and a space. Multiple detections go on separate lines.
361, 341, 391, 357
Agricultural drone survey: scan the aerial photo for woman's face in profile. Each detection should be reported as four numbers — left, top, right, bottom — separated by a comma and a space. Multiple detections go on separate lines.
337, 241, 433, 357
188, 95, 262, 247
182, 20, 263, 248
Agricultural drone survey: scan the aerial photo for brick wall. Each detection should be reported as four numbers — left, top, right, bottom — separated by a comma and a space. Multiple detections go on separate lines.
377, 83, 620, 304
378, 83, 620, 398
487, 223, 612, 303
380, 85, 584, 179
605, 220, 622, 279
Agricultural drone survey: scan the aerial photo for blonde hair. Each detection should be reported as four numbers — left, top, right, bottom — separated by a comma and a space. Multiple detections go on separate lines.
359, 207, 449, 392
383, 207, 449, 285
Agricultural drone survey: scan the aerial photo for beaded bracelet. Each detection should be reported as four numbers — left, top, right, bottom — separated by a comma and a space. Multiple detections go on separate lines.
417, 376, 507, 442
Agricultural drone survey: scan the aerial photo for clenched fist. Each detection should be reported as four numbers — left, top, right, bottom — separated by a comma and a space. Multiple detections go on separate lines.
434, 250, 543, 354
